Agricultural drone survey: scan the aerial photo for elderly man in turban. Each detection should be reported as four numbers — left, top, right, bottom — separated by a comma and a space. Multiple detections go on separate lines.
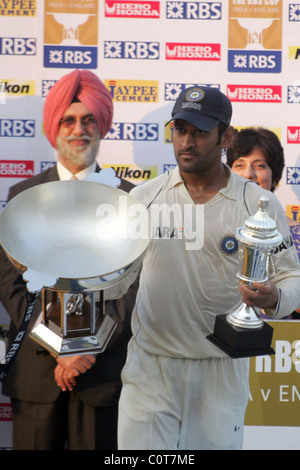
0, 70, 136, 450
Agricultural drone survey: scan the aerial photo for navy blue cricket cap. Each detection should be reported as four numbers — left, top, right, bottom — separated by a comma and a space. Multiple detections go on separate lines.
166, 86, 232, 131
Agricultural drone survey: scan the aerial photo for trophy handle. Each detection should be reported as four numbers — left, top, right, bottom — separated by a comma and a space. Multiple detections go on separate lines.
266, 251, 275, 278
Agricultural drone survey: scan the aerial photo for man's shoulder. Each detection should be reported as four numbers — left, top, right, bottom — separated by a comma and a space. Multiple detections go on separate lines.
8, 166, 58, 199
231, 171, 269, 198
130, 172, 170, 202
231, 172, 283, 214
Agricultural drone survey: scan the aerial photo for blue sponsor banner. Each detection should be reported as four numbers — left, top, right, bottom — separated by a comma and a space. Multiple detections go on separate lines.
106, 123, 159, 141
287, 86, 300, 104
166, 1, 222, 20
40, 161, 55, 172
163, 164, 176, 172
104, 41, 159, 59
41, 80, 57, 98
286, 167, 300, 184
0, 38, 36, 55
290, 224, 300, 260
0, 119, 35, 137
289, 4, 300, 21
164, 83, 219, 101
44, 46, 97, 69
228, 50, 282, 73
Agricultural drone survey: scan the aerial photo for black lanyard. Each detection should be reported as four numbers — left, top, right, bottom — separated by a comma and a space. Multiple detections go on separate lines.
0, 292, 38, 376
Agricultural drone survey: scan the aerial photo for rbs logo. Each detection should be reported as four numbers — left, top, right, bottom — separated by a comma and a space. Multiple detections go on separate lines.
0, 38, 36, 56
106, 123, 159, 141
0, 119, 35, 137
228, 51, 281, 73
44, 47, 96, 68
104, 41, 159, 59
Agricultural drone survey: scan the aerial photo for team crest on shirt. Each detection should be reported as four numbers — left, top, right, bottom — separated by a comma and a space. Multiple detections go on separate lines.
219, 234, 238, 256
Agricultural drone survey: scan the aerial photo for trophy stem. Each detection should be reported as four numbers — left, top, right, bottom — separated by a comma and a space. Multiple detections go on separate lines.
226, 303, 264, 329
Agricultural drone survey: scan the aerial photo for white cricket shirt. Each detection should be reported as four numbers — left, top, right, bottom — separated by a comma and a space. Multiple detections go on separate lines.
130, 165, 300, 359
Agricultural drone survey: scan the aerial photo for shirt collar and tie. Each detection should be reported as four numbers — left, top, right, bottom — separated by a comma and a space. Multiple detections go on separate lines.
56, 160, 97, 181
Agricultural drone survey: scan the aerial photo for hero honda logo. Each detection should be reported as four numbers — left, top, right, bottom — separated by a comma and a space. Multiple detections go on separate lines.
166, 2, 222, 19
0, 404, 13, 422
0, 160, 34, 178
105, 1, 160, 18
227, 85, 281, 102
287, 127, 300, 143
166, 43, 220, 60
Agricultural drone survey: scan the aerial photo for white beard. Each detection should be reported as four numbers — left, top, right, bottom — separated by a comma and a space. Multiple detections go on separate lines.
56, 134, 101, 170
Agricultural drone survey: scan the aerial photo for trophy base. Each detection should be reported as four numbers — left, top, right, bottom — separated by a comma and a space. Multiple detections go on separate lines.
29, 312, 117, 357
207, 314, 275, 358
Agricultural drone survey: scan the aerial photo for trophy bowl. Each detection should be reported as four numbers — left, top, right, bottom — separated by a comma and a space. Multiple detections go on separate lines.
0, 179, 150, 356
0, 180, 149, 290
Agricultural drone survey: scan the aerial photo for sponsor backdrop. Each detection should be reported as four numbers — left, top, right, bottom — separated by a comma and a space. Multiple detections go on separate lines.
0, 0, 300, 450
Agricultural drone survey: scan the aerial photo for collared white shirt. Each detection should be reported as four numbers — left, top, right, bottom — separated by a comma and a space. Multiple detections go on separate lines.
56, 160, 97, 181
130, 165, 300, 359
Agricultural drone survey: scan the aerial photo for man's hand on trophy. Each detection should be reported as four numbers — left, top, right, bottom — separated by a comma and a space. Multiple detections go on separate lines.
54, 355, 96, 391
238, 281, 279, 310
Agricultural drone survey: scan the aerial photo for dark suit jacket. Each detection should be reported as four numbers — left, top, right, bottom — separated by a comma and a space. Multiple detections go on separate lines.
0, 165, 137, 406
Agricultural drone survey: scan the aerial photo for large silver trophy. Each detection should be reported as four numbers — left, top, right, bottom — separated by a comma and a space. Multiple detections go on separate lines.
0, 172, 149, 357
208, 196, 282, 358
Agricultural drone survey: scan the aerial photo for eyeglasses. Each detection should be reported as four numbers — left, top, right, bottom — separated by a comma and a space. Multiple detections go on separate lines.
59, 115, 97, 129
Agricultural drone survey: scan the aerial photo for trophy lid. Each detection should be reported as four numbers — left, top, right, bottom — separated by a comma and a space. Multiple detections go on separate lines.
236, 196, 282, 247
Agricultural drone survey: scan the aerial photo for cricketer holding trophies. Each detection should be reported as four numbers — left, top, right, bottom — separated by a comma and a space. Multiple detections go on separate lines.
117, 86, 300, 450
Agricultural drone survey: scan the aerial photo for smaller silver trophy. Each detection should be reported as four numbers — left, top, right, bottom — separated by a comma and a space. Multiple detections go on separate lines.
208, 196, 282, 358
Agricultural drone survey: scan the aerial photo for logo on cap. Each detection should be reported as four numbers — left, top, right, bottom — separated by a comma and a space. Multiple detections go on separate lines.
185, 87, 205, 102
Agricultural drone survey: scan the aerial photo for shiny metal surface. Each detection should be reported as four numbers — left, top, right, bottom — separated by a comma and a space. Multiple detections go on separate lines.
226, 196, 282, 330
226, 303, 263, 329
236, 196, 282, 248
235, 196, 282, 285
30, 310, 117, 356
0, 180, 150, 292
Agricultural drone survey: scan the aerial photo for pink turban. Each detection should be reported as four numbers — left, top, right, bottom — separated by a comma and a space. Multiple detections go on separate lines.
43, 69, 113, 148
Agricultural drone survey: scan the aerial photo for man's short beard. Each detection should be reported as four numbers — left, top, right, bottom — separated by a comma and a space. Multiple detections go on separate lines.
56, 134, 101, 169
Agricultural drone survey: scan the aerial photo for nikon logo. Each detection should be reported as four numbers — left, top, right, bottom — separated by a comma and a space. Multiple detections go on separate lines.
289, 46, 300, 60
0, 80, 35, 95
103, 165, 157, 181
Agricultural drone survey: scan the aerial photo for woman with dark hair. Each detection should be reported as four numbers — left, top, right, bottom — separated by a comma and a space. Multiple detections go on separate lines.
226, 127, 284, 192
